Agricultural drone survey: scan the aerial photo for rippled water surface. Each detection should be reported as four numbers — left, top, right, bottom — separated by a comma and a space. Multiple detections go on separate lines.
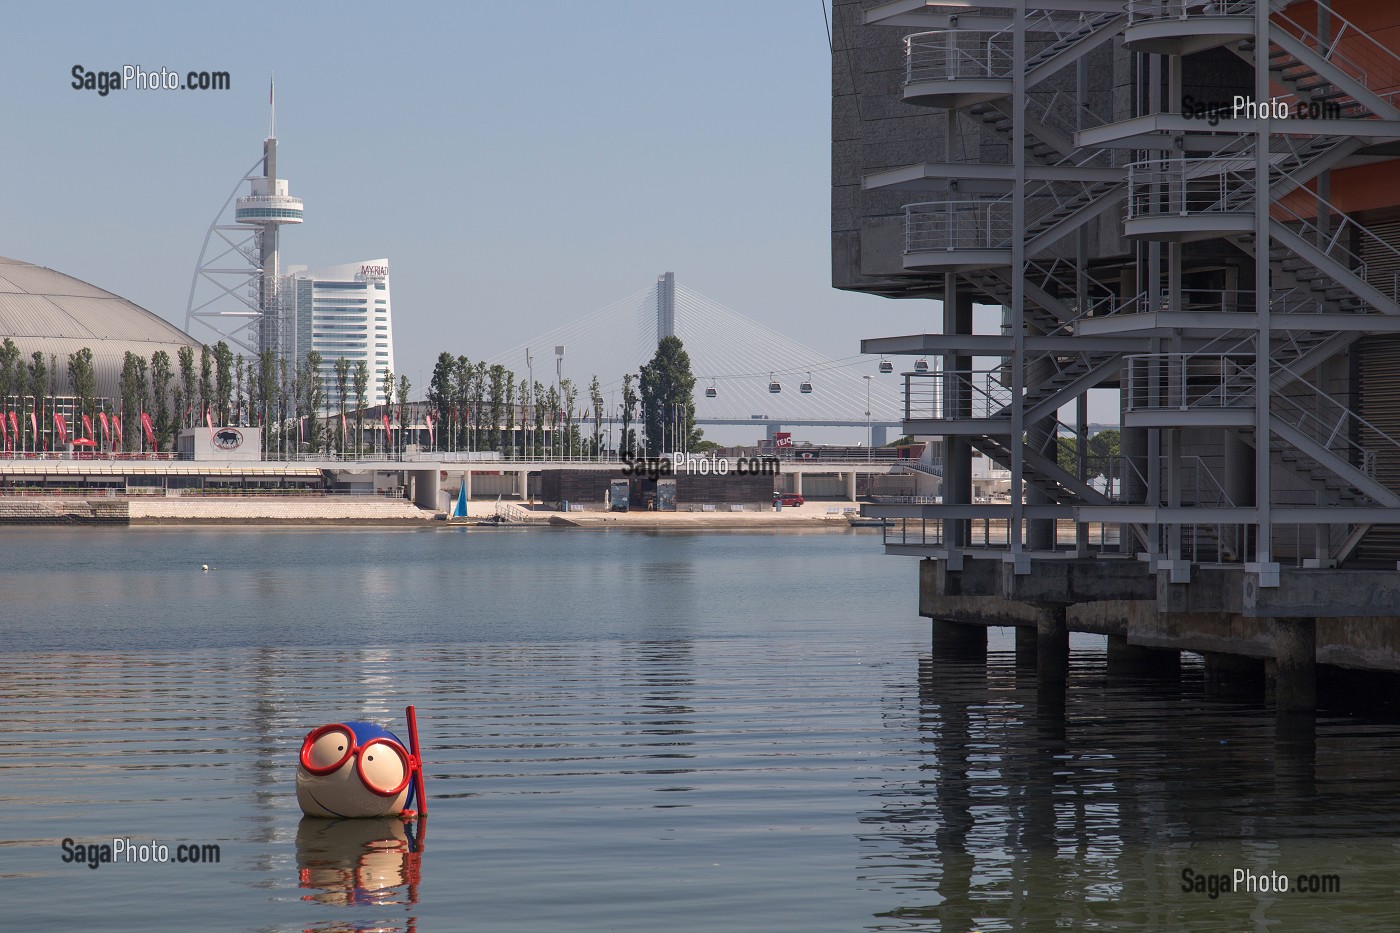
3, 527, 1400, 931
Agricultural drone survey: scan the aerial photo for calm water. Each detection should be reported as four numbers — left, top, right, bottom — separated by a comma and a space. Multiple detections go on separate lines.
2, 527, 1400, 931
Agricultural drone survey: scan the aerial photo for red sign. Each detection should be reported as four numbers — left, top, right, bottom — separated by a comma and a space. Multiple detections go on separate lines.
774, 432, 792, 449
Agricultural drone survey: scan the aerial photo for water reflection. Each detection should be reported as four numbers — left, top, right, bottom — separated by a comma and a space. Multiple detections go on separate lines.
295, 816, 423, 908
861, 642, 1400, 931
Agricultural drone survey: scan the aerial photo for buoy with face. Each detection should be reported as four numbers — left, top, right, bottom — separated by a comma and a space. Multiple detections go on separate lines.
296, 714, 425, 819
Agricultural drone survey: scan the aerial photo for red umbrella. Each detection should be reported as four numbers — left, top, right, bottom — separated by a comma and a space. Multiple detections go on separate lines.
70, 438, 97, 447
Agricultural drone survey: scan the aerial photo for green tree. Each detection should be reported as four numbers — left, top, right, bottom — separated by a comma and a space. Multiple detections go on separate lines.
28, 351, 47, 450
426, 352, 455, 449
67, 348, 97, 433
639, 337, 700, 454
150, 350, 173, 450
213, 341, 234, 424
234, 354, 245, 426
487, 364, 507, 452
620, 373, 638, 457
0, 338, 20, 422
588, 375, 603, 457
198, 345, 213, 421
1056, 428, 1121, 477
257, 350, 277, 456
396, 374, 412, 457
302, 351, 324, 453
177, 346, 196, 427
333, 357, 351, 450
352, 360, 369, 456
117, 352, 139, 452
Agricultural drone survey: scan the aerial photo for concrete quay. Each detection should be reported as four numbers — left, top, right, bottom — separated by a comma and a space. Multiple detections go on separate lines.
918, 556, 1400, 714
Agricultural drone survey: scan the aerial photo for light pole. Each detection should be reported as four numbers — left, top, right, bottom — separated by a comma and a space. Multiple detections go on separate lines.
555, 344, 565, 460
864, 375, 873, 461
525, 348, 533, 460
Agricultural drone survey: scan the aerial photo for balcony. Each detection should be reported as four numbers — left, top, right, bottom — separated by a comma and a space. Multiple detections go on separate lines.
902, 200, 1013, 270
1123, 0, 1256, 56
1125, 157, 1256, 241
1125, 352, 1256, 427
902, 368, 1013, 436
903, 30, 1013, 108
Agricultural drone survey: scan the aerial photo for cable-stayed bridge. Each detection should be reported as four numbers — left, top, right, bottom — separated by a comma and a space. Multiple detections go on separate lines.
486, 273, 903, 445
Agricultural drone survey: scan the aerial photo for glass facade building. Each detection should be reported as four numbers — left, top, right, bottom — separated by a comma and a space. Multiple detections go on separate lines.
284, 259, 395, 407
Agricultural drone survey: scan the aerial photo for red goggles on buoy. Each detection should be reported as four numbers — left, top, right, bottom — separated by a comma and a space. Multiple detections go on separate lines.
300, 724, 419, 798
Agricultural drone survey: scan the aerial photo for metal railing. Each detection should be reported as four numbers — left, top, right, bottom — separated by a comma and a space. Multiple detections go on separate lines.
1270, 181, 1400, 307
1126, 353, 1256, 411
1126, 0, 1255, 25
904, 30, 1013, 84
904, 199, 1013, 252
903, 369, 1013, 422
1270, 365, 1395, 483
1273, 2, 1400, 111
1126, 157, 1256, 220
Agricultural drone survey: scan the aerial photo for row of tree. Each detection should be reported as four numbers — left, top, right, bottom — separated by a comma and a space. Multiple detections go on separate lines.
0, 338, 414, 458
0, 331, 709, 459
423, 335, 705, 457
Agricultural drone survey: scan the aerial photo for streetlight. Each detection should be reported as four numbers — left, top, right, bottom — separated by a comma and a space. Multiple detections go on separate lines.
525, 348, 534, 460
864, 375, 873, 461
555, 344, 565, 460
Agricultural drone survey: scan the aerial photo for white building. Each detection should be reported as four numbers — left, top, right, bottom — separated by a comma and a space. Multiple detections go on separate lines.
285, 258, 395, 406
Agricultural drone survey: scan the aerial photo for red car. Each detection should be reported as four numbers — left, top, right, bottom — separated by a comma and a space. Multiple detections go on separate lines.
774, 492, 804, 507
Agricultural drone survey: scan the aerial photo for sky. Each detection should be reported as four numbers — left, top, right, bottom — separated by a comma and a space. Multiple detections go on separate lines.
1, 1, 940, 444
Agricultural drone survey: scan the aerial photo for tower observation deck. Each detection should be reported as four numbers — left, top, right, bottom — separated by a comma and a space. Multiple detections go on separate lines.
186, 83, 304, 359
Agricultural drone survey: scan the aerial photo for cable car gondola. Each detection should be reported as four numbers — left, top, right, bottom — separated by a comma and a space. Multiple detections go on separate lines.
768, 373, 782, 394
914, 357, 930, 373
705, 380, 717, 398
800, 372, 813, 394
878, 357, 893, 374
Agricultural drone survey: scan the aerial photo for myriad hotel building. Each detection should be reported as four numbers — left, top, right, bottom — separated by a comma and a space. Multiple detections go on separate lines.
285, 259, 396, 407
834, 0, 1400, 698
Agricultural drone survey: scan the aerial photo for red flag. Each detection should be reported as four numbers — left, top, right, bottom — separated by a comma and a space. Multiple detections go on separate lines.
9, 411, 18, 444
114, 415, 124, 445
299, 417, 305, 443
29, 410, 37, 443
82, 413, 94, 439
99, 412, 110, 441
140, 412, 157, 448
0, 414, 7, 447
206, 407, 216, 439
425, 413, 435, 445
53, 413, 67, 444
341, 413, 347, 438
382, 413, 392, 438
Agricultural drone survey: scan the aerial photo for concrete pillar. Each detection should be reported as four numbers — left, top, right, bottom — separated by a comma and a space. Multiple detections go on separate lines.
845, 471, 857, 502
792, 472, 803, 496
1015, 624, 1037, 668
1037, 607, 1069, 684
1273, 618, 1317, 713
462, 470, 472, 502
517, 470, 529, 500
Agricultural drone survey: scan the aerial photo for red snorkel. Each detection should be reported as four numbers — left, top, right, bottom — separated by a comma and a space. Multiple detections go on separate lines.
405, 704, 427, 818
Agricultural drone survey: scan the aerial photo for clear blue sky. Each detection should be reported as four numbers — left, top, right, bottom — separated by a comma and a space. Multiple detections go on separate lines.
1, 1, 937, 443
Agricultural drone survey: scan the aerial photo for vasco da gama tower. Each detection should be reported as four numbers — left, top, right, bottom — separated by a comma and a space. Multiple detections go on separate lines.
835, 1, 1400, 696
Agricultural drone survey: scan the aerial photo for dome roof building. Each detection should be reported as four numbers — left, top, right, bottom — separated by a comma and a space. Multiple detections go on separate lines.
0, 256, 199, 399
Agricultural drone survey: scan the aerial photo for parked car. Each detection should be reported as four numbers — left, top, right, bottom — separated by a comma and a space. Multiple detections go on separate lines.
773, 492, 804, 507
